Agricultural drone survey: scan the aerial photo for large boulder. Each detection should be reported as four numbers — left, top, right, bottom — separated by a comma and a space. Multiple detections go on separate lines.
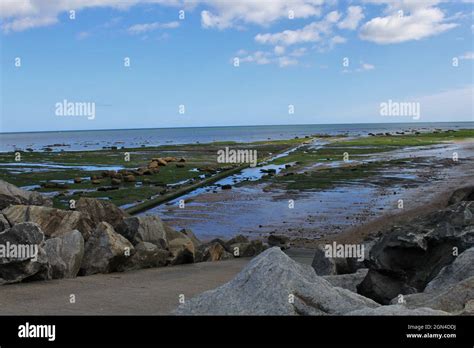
393, 276, 474, 314
323, 268, 369, 293
359, 201, 474, 302
228, 240, 265, 258
75, 197, 129, 229
80, 222, 134, 276
424, 247, 474, 292
174, 247, 379, 315
44, 230, 84, 279
0, 179, 52, 210
2, 205, 94, 240
345, 304, 448, 316
0, 222, 50, 284
117, 242, 170, 272
448, 186, 474, 205
168, 238, 195, 265
116, 216, 168, 248
181, 229, 201, 249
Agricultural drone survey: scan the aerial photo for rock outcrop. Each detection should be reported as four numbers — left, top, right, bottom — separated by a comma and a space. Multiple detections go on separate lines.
358, 201, 474, 304
0, 179, 52, 210
75, 197, 129, 229
44, 230, 84, 278
2, 205, 94, 239
0, 222, 50, 284
80, 222, 134, 276
116, 216, 168, 248
175, 248, 379, 315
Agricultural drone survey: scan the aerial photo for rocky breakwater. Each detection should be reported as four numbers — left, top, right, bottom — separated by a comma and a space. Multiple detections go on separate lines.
0, 179, 267, 284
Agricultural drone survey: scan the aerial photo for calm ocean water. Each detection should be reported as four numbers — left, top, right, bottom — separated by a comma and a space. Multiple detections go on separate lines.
1, 122, 472, 153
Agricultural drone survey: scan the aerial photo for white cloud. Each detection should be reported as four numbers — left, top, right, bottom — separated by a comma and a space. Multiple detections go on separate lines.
360, 62, 375, 70
278, 56, 298, 67
274, 45, 286, 55
459, 51, 474, 60
338, 6, 364, 30
200, 0, 324, 29
359, 2, 457, 44
128, 21, 179, 34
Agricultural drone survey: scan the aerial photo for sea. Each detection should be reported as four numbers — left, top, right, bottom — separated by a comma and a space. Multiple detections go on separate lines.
1, 122, 473, 153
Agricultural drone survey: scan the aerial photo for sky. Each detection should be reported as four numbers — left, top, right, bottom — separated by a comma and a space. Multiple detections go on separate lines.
0, 0, 473, 133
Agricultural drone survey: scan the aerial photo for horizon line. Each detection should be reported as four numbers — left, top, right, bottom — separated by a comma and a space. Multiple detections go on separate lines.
1, 120, 473, 135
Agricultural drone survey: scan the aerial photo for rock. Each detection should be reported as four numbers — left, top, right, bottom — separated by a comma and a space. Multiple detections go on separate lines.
80, 222, 134, 276
267, 235, 290, 249
148, 161, 159, 169
45, 230, 84, 279
73, 177, 82, 184
359, 201, 474, 302
2, 205, 94, 240
91, 179, 101, 185
168, 238, 195, 265
75, 197, 129, 229
124, 175, 135, 183
311, 246, 350, 276
345, 304, 448, 316
156, 158, 167, 166
0, 214, 10, 232
0, 179, 52, 210
391, 276, 474, 314
195, 242, 233, 263
323, 269, 369, 293
424, 247, 474, 292
116, 216, 168, 248
163, 157, 177, 163
357, 269, 416, 305
181, 229, 201, 248
174, 247, 379, 315
225, 235, 249, 249
0, 222, 50, 284
346, 240, 375, 273
117, 242, 170, 271
111, 178, 121, 185
221, 185, 232, 190
448, 186, 474, 205
229, 240, 265, 257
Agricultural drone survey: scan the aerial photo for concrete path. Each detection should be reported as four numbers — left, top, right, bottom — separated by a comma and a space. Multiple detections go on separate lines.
0, 258, 250, 315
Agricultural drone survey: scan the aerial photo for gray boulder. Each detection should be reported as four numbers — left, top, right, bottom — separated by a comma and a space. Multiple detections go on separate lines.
168, 237, 195, 265
175, 247, 379, 315
424, 247, 474, 292
181, 229, 201, 248
116, 216, 168, 247
44, 230, 84, 279
0, 222, 50, 284
228, 240, 265, 258
80, 222, 134, 275
0, 179, 52, 210
392, 276, 474, 314
117, 242, 170, 271
345, 304, 448, 316
75, 197, 129, 229
359, 201, 474, 303
323, 268, 369, 293
448, 186, 474, 205
2, 205, 94, 240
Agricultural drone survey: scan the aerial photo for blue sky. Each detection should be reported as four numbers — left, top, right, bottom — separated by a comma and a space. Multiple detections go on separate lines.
1, 0, 473, 132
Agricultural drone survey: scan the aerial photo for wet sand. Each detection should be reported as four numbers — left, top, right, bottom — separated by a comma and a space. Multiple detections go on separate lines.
150, 141, 474, 246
